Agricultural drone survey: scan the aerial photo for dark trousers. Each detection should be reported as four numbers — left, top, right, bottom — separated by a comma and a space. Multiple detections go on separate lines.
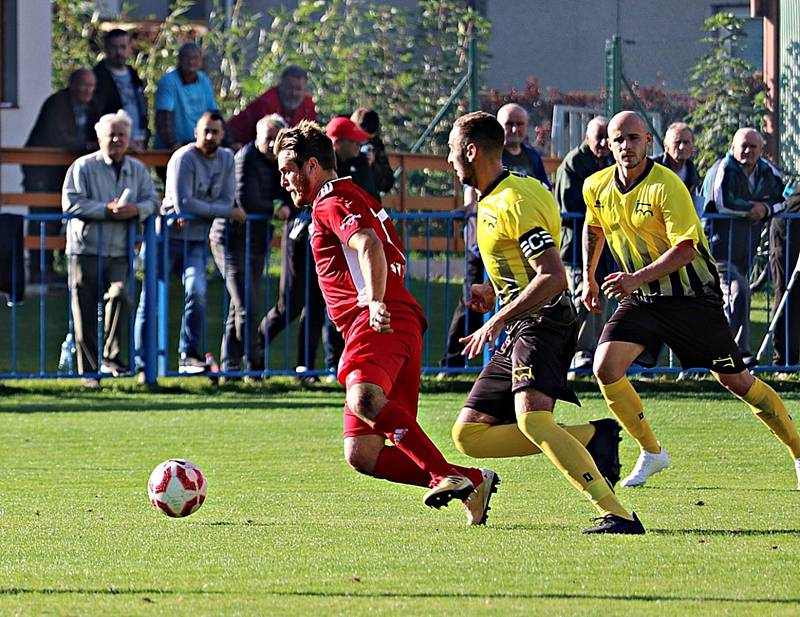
260, 231, 329, 370
440, 252, 484, 369
770, 215, 800, 366
210, 241, 266, 371
70, 255, 130, 374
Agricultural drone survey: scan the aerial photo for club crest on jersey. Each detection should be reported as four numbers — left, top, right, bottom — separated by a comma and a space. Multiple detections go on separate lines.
339, 212, 362, 230
481, 212, 497, 230
513, 365, 533, 382
634, 201, 654, 216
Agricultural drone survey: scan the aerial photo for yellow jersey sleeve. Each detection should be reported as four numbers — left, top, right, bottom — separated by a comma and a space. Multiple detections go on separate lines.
582, 176, 602, 227
500, 188, 559, 259
659, 172, 701, 247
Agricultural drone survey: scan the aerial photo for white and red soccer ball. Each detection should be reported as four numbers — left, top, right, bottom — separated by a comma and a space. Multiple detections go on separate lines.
147, 459, 207, 517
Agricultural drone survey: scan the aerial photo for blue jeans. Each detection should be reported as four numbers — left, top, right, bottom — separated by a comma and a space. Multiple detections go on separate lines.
134, 237, 209, 368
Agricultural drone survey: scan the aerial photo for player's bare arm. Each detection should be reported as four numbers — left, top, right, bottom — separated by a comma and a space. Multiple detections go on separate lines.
581, 224, 605, 313
347, 228, 393, 333
601, 239, 696, 300
461, 247, 566, 359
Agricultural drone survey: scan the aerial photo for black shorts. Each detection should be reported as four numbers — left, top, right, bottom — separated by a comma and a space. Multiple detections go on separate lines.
464, 313, 580, 423
599, 294, 746, 373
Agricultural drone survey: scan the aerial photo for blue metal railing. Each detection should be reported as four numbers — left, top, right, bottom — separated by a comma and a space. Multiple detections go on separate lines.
2, 209, 799, 382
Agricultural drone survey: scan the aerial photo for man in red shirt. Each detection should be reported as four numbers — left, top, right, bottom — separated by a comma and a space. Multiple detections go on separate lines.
275, 121, 499, 524
228, 66, 316, 145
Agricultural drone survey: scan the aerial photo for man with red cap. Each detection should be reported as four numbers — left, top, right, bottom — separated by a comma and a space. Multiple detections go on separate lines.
327, 116, 380, 201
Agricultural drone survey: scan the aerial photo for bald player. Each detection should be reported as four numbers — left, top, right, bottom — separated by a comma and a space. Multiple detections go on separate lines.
583, 111, 800, 490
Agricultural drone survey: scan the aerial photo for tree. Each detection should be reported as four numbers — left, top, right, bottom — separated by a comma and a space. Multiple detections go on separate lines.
687, 12, 768, 175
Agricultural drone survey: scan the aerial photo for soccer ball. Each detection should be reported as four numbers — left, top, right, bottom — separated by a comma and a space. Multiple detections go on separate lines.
147, 459, 207, 518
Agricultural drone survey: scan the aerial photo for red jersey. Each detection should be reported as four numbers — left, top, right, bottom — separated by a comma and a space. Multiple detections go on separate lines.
310, 177, 426, 334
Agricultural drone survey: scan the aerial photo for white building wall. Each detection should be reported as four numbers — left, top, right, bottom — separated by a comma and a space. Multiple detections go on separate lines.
1, 1, 52, 203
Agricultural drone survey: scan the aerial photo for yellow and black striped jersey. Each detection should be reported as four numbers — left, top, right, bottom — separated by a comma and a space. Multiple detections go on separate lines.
477, 170, 562, 306
583, 159, 720, 298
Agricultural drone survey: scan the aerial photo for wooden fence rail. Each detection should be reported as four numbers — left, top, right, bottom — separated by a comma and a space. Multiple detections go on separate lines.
1, 147, 561, 253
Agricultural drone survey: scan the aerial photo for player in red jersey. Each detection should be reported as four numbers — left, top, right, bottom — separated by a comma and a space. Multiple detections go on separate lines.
274, 121, 499, 523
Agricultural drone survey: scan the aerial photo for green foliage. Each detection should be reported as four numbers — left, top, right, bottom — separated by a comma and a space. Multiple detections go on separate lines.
687, 12, 768, 175
253, 0, 490, 153
51, 0, 102, 88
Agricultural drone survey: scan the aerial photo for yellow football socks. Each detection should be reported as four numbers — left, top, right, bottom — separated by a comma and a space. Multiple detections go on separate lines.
599, 376, 661, 454
741, 378, 800, 459
517, 411, 632, 520
452, 421, 595, 458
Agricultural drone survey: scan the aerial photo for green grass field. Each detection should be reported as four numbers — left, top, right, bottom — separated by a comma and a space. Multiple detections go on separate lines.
1, 378, 798, 616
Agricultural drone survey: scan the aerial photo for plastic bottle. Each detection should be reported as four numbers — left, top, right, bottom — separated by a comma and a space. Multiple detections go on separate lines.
57, 333, 75, 375
205, 352, 219, 383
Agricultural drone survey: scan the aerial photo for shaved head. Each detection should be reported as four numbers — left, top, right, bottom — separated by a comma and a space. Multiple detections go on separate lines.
608, 111, 648, 135
497, 103, 529, 153
732, 127, 763, 172
585, 116, 609, 159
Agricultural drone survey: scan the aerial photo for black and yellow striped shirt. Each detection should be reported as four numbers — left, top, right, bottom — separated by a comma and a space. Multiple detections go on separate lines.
583, 160, 720, 298
478, 171, 562, 306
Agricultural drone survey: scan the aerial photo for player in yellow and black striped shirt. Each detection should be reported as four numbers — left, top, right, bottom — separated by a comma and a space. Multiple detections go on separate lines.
447, 111, 645, 534
583, 111, 800, 491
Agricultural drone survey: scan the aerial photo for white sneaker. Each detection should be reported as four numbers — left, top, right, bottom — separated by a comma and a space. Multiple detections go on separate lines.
620, 447, 670, 487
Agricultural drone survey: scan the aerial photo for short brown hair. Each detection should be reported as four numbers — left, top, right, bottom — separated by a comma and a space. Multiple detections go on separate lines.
453, 111, 504, 158
274, 120, 336, 170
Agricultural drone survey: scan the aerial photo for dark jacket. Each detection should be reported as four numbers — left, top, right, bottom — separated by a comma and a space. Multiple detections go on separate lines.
209, 141, 290, 251
22, 89, 99, 192
337, 153, 379, 202
368, 135, 395, 194
93, 61, 149, 145
554, 141, 614, 271
656, 153, 701, 194
705, 153, 784, 269
503, 143, 551, 189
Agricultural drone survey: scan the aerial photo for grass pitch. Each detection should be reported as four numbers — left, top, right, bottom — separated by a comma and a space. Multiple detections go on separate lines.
0, 378, 798, 616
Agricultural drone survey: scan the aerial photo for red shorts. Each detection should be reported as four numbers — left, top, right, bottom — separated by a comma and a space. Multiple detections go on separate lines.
340, 307, 424, 438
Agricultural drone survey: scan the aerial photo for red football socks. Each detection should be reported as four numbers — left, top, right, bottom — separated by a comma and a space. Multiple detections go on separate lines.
372, 400, 477, 483
373, 444, 483, 488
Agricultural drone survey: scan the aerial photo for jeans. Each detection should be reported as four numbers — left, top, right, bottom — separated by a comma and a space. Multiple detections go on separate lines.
134, 236, 209, 369
210, 240, 266, 371
718, 261, 752, 356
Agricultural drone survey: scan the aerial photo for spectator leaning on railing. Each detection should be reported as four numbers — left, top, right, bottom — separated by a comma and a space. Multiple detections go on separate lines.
134, 112, 243, 376
704, 128, 784, 367
209, 114, 290, 374
62, 110, 157, 389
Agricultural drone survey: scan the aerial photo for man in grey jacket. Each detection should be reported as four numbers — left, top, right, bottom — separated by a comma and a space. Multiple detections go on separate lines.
63, 110, 157, 388
134, 111, 244, 374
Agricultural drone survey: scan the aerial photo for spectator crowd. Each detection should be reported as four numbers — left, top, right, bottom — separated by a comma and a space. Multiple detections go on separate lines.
9, 28, 800, 388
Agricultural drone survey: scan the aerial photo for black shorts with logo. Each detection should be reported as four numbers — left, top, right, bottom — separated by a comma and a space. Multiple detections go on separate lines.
599, 294, 746, 373
464, 297, 580, 422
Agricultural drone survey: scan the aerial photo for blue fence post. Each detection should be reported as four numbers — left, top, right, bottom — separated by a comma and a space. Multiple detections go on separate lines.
143, 215, 158, 385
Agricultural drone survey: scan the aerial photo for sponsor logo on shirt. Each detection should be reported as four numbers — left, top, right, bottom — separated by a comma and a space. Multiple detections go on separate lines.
634, 201, 654, 216
339, 213, 362, 230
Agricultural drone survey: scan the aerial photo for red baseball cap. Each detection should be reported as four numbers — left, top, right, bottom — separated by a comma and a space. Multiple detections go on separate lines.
325, 116, 370, 142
